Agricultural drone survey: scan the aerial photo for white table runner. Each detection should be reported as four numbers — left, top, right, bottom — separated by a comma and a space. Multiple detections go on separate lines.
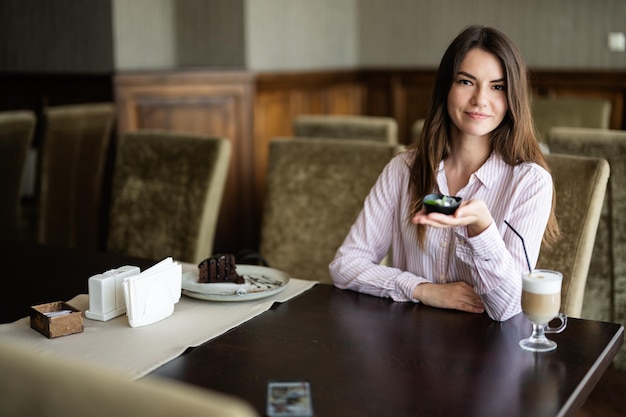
0, 277, 316, 379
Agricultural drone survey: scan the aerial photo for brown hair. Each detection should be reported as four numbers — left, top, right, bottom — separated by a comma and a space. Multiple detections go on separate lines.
409, 25, 559, 246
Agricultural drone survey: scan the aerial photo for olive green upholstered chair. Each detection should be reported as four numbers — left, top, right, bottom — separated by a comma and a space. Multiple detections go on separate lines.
260, 137, 404, 283
536, 153, 609, 321
411, 118, 425, 142
0, 341, 258, 417
532, 97, 611, 148
293, 114, 399, 144
37, 103, 116, 250
107, 130, 231, 264
548, 126, 626, 370
0, 110, 36, 240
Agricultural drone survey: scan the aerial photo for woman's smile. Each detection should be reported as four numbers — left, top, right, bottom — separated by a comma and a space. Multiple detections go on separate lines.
465, 111, 491, 120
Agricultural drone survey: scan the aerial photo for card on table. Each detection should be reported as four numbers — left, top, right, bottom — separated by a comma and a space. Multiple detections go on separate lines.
266, 380, 314, 417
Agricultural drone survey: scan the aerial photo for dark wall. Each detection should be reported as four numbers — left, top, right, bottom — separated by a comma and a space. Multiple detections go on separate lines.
0, 0, 114, 74
175, 0, 245, 69
0, 0, 115, 147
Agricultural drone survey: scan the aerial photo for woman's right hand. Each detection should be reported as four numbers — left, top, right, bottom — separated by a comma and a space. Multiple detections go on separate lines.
412, 199, 493, 237
413, 281, 485, 314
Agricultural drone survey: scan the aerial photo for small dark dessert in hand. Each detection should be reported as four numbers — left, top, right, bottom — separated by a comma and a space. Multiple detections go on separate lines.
423, 193, 462, 215
198, 254, 244, 284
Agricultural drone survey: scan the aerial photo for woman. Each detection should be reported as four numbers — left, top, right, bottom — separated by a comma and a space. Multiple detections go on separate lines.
329, 25, 559, 322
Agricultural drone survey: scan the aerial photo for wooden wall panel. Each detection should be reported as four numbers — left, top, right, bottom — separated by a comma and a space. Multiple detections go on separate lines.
361, 70, 435, 143
252, 90, 294, 222
359, 71, 393, 117
321, 83, 365, 114
391, 71, 436, 144
114, 71, 255, 253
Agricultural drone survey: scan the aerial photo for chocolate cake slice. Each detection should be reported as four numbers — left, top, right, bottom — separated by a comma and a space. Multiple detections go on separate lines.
198, 254, 244, 284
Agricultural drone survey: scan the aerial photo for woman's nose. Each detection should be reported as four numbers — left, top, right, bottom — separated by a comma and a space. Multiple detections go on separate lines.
471, 87, 488, 107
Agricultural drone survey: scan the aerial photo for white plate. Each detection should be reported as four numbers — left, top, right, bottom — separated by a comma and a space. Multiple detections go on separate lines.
181, 264, 290, 302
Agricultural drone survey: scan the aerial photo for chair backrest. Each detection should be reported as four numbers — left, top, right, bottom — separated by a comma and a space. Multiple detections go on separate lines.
0, 340, 258, 417
536, 152, 609, 318
293, 114, 399, 144
260, 137, 403, 283
548, 127, 626, 371
411, 118, 425, 142
107, 130, 231, 263
0, 110, 36, 240
532, 97, 611, 146
38, 103, 116, 249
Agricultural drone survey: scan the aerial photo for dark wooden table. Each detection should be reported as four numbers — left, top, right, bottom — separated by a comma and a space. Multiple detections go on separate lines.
152, 284, 623, 417
2, 240, 623, 417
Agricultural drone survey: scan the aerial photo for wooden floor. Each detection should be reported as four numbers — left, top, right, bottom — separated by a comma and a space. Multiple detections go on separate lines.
575, 366, 626, 417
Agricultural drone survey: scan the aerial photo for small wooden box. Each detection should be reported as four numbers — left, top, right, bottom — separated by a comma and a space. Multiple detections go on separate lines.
30, 301, 84, 338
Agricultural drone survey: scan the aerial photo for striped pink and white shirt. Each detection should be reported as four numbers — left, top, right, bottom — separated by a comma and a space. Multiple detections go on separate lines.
329, 149, 553, 321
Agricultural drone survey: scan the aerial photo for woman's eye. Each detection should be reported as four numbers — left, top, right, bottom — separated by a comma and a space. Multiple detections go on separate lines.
459, 79, 472, 86
493, 84, 506, 91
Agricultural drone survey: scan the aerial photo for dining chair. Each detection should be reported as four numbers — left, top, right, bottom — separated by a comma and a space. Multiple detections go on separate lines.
259, 137, 404, 283
37, 102, 116, 250
548, 126, 626, 370
0, 110, 36, 240
411, 118, 426, 143
293, 114, 399, 144
532, 96, 611, 148
535, 152, 609, 319
0, 340, 258, 417
107, 130, 231, 264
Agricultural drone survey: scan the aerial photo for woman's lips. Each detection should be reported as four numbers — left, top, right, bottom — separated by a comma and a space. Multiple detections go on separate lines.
466, 111, 490, 120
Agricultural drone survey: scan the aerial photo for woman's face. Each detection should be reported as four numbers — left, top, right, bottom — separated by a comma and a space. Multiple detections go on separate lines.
447, 48, 508, 140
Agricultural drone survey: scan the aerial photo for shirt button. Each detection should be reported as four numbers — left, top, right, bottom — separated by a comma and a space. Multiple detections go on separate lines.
440, 241, 446, 248
439, 274, 445, 283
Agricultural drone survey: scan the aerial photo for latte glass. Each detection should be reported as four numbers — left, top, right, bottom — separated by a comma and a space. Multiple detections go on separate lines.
519, 269, 567, 352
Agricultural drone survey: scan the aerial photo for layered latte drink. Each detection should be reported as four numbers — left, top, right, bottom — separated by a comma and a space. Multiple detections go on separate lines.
521, 270, 562, 325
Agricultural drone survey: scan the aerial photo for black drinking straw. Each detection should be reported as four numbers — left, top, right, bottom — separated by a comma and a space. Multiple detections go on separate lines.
504, 220, 532, 273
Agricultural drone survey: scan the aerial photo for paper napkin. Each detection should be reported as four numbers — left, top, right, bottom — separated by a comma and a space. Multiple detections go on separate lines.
122, 257, 182, 328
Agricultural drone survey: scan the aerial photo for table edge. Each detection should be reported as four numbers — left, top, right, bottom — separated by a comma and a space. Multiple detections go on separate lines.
557, 324, 625, 417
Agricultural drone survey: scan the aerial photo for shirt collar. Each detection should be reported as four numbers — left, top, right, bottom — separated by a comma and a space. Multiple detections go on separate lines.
437, 152, 505, 191
473, 152, 504, 190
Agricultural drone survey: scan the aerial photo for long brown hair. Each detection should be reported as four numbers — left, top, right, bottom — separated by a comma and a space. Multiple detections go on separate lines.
409, 25, 559, 246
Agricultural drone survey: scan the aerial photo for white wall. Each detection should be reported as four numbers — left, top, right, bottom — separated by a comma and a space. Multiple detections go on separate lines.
245, 0, 359, 71
111, 0, 626, 72
112, 0, 244, 71
112, 0, 176, 70
357, 0, 626, 69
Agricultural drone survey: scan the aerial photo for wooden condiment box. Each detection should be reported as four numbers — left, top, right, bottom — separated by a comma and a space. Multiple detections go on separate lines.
30, 301, 84, 338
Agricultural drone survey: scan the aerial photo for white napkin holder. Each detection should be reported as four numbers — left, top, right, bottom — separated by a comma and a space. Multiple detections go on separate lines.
85, 266, 140, 321
123, 257, 182, 328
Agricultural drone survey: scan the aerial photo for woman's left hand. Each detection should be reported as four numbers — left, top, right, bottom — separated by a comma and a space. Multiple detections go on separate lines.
412, 199, 492, 237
